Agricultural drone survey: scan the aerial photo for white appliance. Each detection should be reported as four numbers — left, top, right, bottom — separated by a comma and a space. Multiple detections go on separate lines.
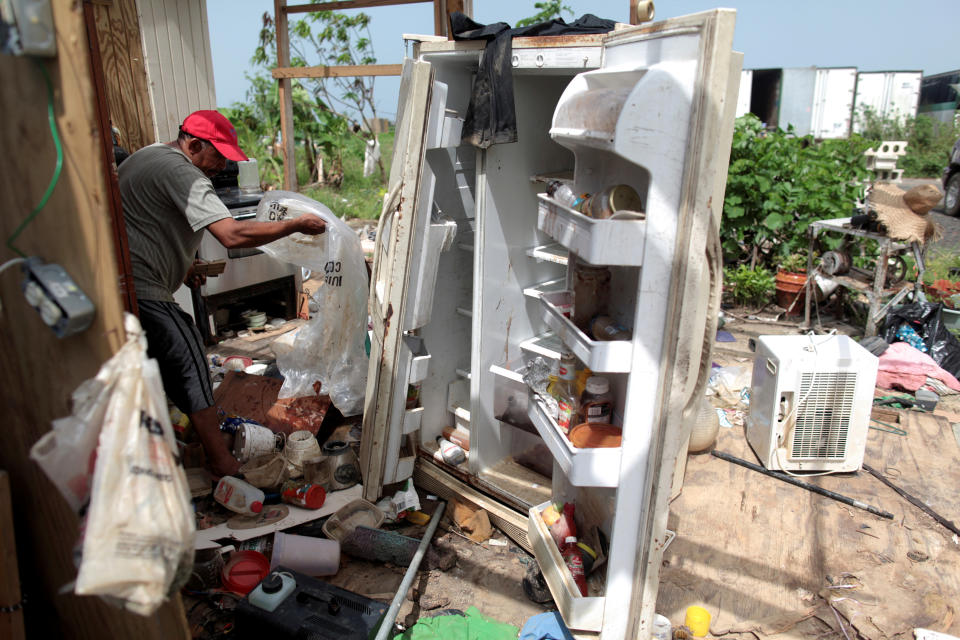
745, 335, 878, 474
359, 11, 740, 639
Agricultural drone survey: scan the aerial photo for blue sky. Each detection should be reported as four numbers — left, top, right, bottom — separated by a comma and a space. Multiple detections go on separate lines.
206, 0, 959, 119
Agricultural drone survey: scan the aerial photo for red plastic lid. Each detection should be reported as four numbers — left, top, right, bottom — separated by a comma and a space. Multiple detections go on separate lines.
304, 485, 326, 509
221, 550, 270, 594
250, 501, 263, 513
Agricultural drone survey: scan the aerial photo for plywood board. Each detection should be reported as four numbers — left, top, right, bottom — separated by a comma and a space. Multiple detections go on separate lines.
0, 1, 186, 636
658, 412, 960, 638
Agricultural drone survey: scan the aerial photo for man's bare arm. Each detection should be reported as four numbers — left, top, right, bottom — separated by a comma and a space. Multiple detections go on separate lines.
207, 214, 326, 249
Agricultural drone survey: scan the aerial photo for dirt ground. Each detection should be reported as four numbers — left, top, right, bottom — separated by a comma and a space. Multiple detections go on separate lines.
193, 295, 960, 637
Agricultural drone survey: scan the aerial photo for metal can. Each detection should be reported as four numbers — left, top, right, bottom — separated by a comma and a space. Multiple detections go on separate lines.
583, 184, 643, 219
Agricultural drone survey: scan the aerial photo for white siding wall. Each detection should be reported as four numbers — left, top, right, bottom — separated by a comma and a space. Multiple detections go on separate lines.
137, 0, 217, 142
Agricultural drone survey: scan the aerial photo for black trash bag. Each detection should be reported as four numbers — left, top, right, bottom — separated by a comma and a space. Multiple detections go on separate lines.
881, 302, 960, 378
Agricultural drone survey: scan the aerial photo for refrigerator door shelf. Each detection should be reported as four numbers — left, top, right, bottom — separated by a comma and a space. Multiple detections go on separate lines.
528, 394, 621, 488
537, 194, 646, 266
529, 501, 605, 631
540, 291, 633, 373
402, 335, 431, 386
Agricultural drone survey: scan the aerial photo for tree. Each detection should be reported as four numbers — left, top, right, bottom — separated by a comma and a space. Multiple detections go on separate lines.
254, 10, 385, 184
516, 1, 574, 27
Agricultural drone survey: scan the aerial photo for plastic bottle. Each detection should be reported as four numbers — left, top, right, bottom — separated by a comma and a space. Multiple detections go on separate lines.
548, 502, 577, 548
281, 481, 327, 509
551, 352, 579, 434
214, 476, 265, 515
434, 436, 466, 465
590, 315, 632, 341
561, 536, 588, 596
579, 376, 613, 424
546, 180, 589, 211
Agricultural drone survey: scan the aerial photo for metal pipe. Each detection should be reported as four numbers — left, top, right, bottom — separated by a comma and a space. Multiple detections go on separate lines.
711, 450, 894, 519
374, 500, 447, 640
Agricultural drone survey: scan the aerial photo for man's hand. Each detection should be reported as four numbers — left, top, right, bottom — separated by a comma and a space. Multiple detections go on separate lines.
183, 259, 207, 289
294, 215, 326, 236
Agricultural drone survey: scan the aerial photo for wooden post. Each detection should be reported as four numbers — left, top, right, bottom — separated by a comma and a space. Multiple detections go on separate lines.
276, 0, 297, 191
434, 0, 469, 38
0, 472, 24, 640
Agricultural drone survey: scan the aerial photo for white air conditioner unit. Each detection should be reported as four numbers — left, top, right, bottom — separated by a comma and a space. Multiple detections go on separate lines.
745, 335, 878, 473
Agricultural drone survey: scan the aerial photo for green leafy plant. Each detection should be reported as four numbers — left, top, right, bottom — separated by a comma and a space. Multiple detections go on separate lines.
723, 264, 776, 307
777, 252, 807, 274
855, 107, 960, 178
722, 115, 871, 269
516, 1, 574, 27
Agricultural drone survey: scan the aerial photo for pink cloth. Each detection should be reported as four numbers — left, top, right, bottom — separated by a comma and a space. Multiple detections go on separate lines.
876, 341, 960, 392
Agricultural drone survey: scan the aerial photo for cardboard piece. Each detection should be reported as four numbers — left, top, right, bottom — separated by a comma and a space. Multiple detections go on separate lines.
195, 484, 363, 550
213, 371, 331, 435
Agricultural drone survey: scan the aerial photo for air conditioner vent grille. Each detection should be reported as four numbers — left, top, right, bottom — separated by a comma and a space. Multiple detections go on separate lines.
790, 371, 857, 460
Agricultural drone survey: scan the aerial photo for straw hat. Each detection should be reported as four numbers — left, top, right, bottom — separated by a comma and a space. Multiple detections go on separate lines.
869, 182, 943, 244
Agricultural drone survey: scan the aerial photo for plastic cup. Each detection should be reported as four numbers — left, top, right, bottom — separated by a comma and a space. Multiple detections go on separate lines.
270, 532, 340, 576
685, 605, 711, 637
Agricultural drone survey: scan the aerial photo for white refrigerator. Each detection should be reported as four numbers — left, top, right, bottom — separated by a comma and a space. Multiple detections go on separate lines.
359, 10, 741, 639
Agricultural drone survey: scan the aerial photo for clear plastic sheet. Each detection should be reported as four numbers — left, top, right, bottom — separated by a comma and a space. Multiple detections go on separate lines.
256, 192, 368, 415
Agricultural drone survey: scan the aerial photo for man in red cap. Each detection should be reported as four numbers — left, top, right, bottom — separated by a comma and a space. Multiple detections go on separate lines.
119, 110, 326, 477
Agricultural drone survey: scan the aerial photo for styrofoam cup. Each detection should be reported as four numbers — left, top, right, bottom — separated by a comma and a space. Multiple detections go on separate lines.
270, 532, 340, 576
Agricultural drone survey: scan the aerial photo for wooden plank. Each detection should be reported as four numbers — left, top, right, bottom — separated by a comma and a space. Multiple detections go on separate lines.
285, 0, 431, 14
0, 472, 24, 640
275, 0, 297, 191
658, 413, 960, 638
414, 459, 532, 554
116, 0, 155, 150
85, 1, 138, 315
0, 0, 188, 636
272, 63, 403, 78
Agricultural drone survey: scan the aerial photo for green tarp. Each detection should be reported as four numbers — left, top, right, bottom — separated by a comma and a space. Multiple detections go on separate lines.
392, 607, 519, 640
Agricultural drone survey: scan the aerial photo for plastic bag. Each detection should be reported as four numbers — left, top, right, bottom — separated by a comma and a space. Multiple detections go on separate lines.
882, 302, 960, 379
255, 191, 369, 415
707, 365, 751, 408
35, 314, 195, 615
31, 376, 117, 513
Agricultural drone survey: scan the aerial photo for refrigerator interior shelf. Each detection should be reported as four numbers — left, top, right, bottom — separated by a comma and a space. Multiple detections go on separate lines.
455, 368, 471, 380
529, 501, 606, 632
529, 170, 574, 185
403, 406, 424, 434
519, 332, 563, 361
456, 307, 473, 318
537, 194, 646, 266
540, 291, 632, 373
457, 242, 475, 253
523, 277, 567, 300
528, 395, 621, 488
447, 379, 471, 431
526, 243, 569, 266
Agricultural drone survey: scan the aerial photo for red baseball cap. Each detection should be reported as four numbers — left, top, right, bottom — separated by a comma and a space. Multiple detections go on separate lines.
181, 110, 248, 162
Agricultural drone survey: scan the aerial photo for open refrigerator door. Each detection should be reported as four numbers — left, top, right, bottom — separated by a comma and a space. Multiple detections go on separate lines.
360, 10, 740, 639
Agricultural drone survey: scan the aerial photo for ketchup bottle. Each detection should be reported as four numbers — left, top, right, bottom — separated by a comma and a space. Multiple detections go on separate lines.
562, 535, 588, 596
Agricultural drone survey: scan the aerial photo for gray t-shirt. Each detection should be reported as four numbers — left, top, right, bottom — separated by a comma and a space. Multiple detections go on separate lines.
119, 143, 230, 302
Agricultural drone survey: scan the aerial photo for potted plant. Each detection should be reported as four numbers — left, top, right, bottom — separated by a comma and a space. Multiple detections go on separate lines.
920, 251, 960, 330
723, 264, 776, 310
774, 252, 808, 316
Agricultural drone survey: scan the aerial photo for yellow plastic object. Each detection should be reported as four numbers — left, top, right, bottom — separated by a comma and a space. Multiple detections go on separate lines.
405, 510, 431, 526
685, 606, 711, 637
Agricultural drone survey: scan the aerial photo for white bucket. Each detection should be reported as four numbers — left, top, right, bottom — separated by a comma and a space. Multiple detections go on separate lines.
234, 423, 282, 462
284, 430, 322, 478
270, 532, 339, 576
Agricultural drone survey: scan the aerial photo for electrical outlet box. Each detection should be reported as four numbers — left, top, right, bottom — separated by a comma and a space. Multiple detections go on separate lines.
21, 257, 95, 337
1, 0, 56, 57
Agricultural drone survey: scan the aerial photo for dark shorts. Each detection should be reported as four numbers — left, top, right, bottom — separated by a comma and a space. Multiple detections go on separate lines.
137, 299, 214, 415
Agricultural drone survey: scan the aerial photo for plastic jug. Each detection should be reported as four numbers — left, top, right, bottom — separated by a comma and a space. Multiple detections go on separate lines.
213, 476, 265, 515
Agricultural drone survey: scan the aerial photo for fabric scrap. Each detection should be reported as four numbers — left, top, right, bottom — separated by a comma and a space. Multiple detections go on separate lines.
876, 341, 960, 392
519, 611, 576, 640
